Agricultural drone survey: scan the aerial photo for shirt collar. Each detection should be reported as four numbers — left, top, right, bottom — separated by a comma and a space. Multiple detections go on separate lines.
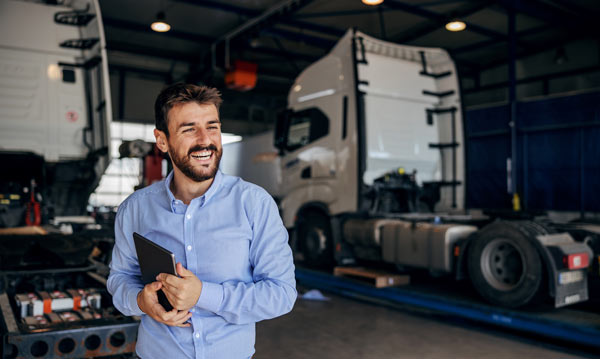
164, 170, 223, 212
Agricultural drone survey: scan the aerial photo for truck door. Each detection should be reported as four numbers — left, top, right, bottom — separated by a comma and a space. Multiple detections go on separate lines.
277, 106, 337, 222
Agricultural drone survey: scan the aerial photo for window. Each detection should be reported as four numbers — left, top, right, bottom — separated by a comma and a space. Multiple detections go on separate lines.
88, 122, 157, 208
286, 108, 329, 151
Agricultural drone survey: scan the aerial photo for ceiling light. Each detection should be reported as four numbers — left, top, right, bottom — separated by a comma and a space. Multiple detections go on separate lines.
445, 20, 466, 32
151, 12, 171, 32
362, 0, 384, 5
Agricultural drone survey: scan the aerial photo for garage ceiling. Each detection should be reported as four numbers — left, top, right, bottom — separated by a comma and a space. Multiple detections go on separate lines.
100, 0, 598, 73
98, 0, 600, 128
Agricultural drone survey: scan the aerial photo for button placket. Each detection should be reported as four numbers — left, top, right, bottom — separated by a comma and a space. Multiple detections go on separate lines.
183, 205, 196, 274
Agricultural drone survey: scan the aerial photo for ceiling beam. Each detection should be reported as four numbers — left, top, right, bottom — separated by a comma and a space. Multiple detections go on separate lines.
450, 25, 550, 55
383, 0, 508, 41
495, 0, 597, 36
476, 31, 581, 71
107, 41, 199, 62
103, 17, 330, 64
393, 0, 495, 43
294, 9, 382, 19
172, 0, 344, 37
211, 0, 318, 69
103, 17, 213, 43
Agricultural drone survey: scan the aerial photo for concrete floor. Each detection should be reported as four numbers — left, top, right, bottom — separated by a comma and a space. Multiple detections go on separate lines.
256, 289, 596, 359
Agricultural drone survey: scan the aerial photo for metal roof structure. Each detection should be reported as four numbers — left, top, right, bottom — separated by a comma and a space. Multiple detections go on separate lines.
98, 0, 600, 128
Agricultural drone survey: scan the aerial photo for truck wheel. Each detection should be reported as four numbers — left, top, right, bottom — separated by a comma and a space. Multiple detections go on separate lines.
298, 212, 334, 268
467, 222, 543, 308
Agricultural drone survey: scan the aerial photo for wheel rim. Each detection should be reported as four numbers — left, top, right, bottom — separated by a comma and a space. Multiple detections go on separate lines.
305, 227, 326, 260
480, 238, 526, 291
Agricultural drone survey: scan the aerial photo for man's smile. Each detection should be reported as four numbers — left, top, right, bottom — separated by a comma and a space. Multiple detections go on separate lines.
190, 150, 213, 161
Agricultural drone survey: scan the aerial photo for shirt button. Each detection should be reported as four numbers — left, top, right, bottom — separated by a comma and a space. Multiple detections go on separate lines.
186, 214, 191, 220
195, 333, 200, 339
187, 245, 192, 251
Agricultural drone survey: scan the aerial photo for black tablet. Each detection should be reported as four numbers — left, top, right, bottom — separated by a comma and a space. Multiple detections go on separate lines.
133, 232, 176, 311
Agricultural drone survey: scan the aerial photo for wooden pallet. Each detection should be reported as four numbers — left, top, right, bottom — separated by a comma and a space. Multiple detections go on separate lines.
333, 267, 410, 288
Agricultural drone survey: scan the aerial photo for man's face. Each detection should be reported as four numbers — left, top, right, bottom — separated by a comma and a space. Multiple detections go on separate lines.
156, 102, 222, 182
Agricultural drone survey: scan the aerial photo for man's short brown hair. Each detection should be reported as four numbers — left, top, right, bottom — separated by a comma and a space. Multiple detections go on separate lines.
154, 83, 223, 136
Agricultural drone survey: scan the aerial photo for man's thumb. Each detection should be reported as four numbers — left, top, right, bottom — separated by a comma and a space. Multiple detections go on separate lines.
176, 262, 192, 277
152, 281, 162, 291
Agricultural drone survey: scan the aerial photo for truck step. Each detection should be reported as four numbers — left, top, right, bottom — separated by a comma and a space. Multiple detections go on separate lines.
333, 267, 409, 288
54, 11, 96, 26
422, 90, 455, 98
429, 142, 459, 149
59, 38, 99, 50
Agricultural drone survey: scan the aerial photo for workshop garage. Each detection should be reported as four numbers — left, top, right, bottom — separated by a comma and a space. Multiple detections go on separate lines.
1, 0, 599, 358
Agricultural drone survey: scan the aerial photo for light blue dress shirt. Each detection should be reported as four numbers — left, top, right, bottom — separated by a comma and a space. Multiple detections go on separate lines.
107, 170, 297, 359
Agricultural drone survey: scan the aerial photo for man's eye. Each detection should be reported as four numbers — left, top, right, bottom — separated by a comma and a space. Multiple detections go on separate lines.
182, 128, 194, 133
208, 126, 218, 130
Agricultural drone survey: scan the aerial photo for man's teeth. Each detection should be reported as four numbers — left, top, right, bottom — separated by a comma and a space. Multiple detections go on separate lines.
191, 151, 212, 159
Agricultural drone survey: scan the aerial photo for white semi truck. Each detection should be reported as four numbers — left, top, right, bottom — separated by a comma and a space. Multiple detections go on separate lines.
231, 29, 598, 309
0, 0, 112, 225
0, 2, 142, 358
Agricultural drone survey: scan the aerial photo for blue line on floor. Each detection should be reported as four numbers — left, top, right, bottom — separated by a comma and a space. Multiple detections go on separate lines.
295, 268, 600, 349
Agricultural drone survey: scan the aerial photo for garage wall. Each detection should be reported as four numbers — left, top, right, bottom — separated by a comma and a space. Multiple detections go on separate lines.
463, 38, 600, 107
465, 90, 600, 213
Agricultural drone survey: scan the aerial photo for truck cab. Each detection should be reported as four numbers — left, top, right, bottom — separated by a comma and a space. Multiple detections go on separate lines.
275, 29, 466, 263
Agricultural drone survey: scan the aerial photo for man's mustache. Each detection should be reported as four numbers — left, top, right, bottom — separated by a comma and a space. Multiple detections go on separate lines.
188, 144, 219, 156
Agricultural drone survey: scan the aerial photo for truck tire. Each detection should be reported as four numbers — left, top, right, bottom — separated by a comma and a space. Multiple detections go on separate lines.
298, 212, 334, 268
467, 221, 544, 308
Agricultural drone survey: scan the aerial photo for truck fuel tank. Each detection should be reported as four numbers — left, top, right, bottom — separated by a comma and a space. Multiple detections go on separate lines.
380, 220, 477, 273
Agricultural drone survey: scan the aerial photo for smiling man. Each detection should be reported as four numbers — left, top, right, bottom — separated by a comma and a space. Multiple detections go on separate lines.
107, 83, 297, 359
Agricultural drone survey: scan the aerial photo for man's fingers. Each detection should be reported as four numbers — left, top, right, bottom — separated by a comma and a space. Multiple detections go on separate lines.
167, 311, 192, 327
150, 302, 167, 317
157, 273, 182, 288
155, 273, 171, 282
170, 310, 192, 323
159, 307, 179, 321
158, 278, 179, 293
145, 281, 162, 292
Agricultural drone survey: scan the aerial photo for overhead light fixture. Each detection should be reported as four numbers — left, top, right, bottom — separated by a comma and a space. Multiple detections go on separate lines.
445, 20, 466, 32
362, 0, 384, 5
151, 11, 171, 32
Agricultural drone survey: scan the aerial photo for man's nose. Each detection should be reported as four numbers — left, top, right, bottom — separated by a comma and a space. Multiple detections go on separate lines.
193, 128, 211, 143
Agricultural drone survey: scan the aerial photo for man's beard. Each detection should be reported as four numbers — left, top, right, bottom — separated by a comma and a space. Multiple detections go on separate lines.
171, 144, 222, 182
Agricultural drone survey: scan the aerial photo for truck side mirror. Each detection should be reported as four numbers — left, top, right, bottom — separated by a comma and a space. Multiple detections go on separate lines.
274, 109, 292, 155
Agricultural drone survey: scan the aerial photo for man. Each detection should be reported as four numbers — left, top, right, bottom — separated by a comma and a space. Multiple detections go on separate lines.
107, 83, 297, 359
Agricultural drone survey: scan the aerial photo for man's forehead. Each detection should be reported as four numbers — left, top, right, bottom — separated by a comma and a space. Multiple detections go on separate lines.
167, 102, 219, 123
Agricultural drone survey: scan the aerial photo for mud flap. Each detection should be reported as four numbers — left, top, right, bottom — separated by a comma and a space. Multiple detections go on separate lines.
536, 233, 594, 308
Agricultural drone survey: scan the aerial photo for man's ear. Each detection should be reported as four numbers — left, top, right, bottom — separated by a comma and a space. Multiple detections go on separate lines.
154, 129, 169, 153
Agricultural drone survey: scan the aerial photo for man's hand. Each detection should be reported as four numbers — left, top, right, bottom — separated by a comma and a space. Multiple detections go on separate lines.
156, 262, 203, 311
137, 281, 192, 327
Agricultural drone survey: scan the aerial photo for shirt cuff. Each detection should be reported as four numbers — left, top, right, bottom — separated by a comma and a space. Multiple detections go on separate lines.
128, 287, 145, 316
195, 281, 223, 313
